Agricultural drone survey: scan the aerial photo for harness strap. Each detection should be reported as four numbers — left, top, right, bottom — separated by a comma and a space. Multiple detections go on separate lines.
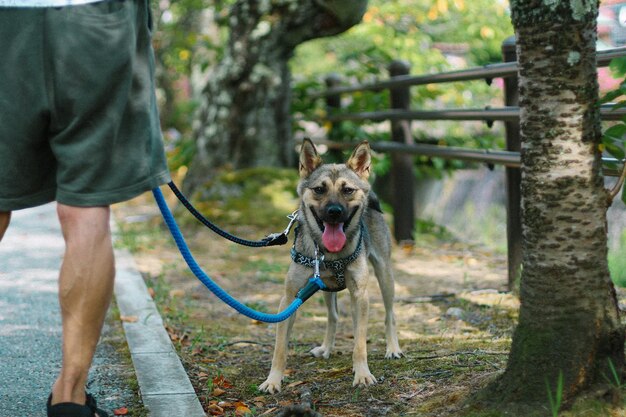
291, 223, 364, 291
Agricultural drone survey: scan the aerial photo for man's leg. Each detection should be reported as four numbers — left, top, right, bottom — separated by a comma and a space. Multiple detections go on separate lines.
0, 211, 10, 241
51, 204, 115, 407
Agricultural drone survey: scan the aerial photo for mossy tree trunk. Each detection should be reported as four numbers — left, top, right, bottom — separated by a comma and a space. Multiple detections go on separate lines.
485, 0, 625, 411
183, 0, 367, 193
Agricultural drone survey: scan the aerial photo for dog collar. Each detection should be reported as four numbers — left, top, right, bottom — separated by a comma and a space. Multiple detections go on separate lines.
290, 223, 364, 291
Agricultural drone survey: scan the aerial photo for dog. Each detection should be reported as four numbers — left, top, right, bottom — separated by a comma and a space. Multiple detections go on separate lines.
259, 139, 403, 394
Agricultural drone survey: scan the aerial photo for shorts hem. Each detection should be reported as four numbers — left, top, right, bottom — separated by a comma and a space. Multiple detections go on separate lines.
56, 170, 171, 207
0, 188, 56, 212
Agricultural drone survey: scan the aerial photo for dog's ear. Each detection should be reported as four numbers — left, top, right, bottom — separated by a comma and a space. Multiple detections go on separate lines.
299, 138, 323, 178
346, 141, 371, 180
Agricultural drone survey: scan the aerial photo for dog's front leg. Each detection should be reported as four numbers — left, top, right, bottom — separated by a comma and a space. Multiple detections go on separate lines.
310, 291, 338, 359
259, 295, 297, 394
350, 283, 376, 387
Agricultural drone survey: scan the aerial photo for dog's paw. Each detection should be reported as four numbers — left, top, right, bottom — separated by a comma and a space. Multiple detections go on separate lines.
259, 377, 282, 394
385, 347, 404, 359
353, 371, 377, 387
310, 345, 332, 359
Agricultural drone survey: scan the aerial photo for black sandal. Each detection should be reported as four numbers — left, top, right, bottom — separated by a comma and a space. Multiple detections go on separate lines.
47, 393, 109, 417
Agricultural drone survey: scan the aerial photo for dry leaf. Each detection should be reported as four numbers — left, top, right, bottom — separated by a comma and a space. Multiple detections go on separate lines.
235, 405, 252, 416
207, 403, 224, 416
260, 407, 278, 416
286, 381, 306, 388
113, 407, 128, 416
212, 387, 226, 397
120, 315, 138, 323
213, 375, 234, 389
147, 287, 156, 298
169, 289, 185, 298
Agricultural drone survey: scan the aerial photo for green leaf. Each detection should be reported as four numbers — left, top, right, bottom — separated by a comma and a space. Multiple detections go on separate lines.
610, 57, 626, 78
601, 89, 625, 104
622, 184, 626, 205
605, 142, 625, 160
603, 124, 626, 140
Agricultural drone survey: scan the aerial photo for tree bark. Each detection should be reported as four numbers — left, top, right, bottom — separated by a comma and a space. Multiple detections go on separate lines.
183, 0, 367, 193
484, 1, 625, 410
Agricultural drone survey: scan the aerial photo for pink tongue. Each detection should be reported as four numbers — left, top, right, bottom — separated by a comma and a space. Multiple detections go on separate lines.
322, 222, 346, 253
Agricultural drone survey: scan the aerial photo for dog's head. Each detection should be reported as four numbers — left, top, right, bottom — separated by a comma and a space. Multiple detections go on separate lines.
297, 139, 372, 253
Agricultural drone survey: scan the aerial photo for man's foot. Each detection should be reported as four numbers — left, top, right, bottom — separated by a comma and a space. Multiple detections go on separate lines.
47, 393, 109, 417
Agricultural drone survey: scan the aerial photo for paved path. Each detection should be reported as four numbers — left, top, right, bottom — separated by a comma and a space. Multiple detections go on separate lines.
0, 202, 205, 417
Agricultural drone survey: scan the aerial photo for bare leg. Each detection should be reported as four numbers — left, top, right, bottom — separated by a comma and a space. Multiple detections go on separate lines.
50, 204, 115, 408
0, 211, 10, 241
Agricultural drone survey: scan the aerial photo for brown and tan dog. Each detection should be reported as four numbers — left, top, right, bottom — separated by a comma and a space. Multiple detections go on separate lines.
259, 139, 403, 393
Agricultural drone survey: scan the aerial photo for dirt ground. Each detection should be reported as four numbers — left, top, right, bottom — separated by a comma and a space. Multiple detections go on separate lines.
112, 192, 525, 417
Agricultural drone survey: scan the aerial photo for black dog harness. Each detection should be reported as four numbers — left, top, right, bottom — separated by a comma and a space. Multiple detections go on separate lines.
290, 222, 365, 291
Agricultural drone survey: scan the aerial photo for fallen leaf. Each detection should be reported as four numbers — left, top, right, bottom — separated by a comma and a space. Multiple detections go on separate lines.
260, 407, 278, 416
147, 287, 156, 298
212, 387, 226, 396
213, 375, 234, 389
286, 380, 306, 388
119, 315, 138, 323
207, 403, 224, 416
113, 407, 128, 416
235, 404, 252, 416
218, 401, 234, 408
169, 289, 185, 298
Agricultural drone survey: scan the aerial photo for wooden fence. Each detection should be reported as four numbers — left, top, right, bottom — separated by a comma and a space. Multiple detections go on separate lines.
305, 37, 626, 290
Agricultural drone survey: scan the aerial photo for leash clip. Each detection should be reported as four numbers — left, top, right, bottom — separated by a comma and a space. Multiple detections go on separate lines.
314, 244, 325, 278
296, 244, 327, 302
283, 210, 299, 236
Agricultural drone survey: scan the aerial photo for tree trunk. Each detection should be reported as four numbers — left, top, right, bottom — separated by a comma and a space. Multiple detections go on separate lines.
485, 1, 625, 411
184, 0, 367, 193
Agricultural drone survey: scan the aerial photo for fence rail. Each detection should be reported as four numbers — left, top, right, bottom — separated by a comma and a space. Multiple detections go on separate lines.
314, 46, 626, 97
306, 38, 626, 290
325, 105, 626, 123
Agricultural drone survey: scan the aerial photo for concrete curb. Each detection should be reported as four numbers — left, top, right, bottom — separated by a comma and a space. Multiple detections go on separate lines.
113, 245, 206, 417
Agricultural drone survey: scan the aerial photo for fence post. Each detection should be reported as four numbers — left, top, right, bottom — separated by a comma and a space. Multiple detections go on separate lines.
502, 36, 522, 292
388, 60, 415, 244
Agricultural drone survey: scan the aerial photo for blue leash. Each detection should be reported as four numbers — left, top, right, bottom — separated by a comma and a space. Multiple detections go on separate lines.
152, 186, 325, 323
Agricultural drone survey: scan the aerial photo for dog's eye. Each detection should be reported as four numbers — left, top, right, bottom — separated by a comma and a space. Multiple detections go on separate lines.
343, 187, 356, 195
312, 186, 326, 195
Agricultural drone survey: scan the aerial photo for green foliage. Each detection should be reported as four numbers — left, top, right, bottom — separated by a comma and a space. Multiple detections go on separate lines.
545, 371, 564, 417
155, 0, 515, 182
291, 0, 513, 178
601, 57, 626, 206
604, 358, 623, 389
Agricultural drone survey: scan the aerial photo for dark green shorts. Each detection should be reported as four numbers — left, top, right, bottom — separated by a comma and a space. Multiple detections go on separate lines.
0, 0, 171, 211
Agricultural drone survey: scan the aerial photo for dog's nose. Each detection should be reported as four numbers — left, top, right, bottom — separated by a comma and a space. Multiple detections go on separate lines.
325, 204, 344, 220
